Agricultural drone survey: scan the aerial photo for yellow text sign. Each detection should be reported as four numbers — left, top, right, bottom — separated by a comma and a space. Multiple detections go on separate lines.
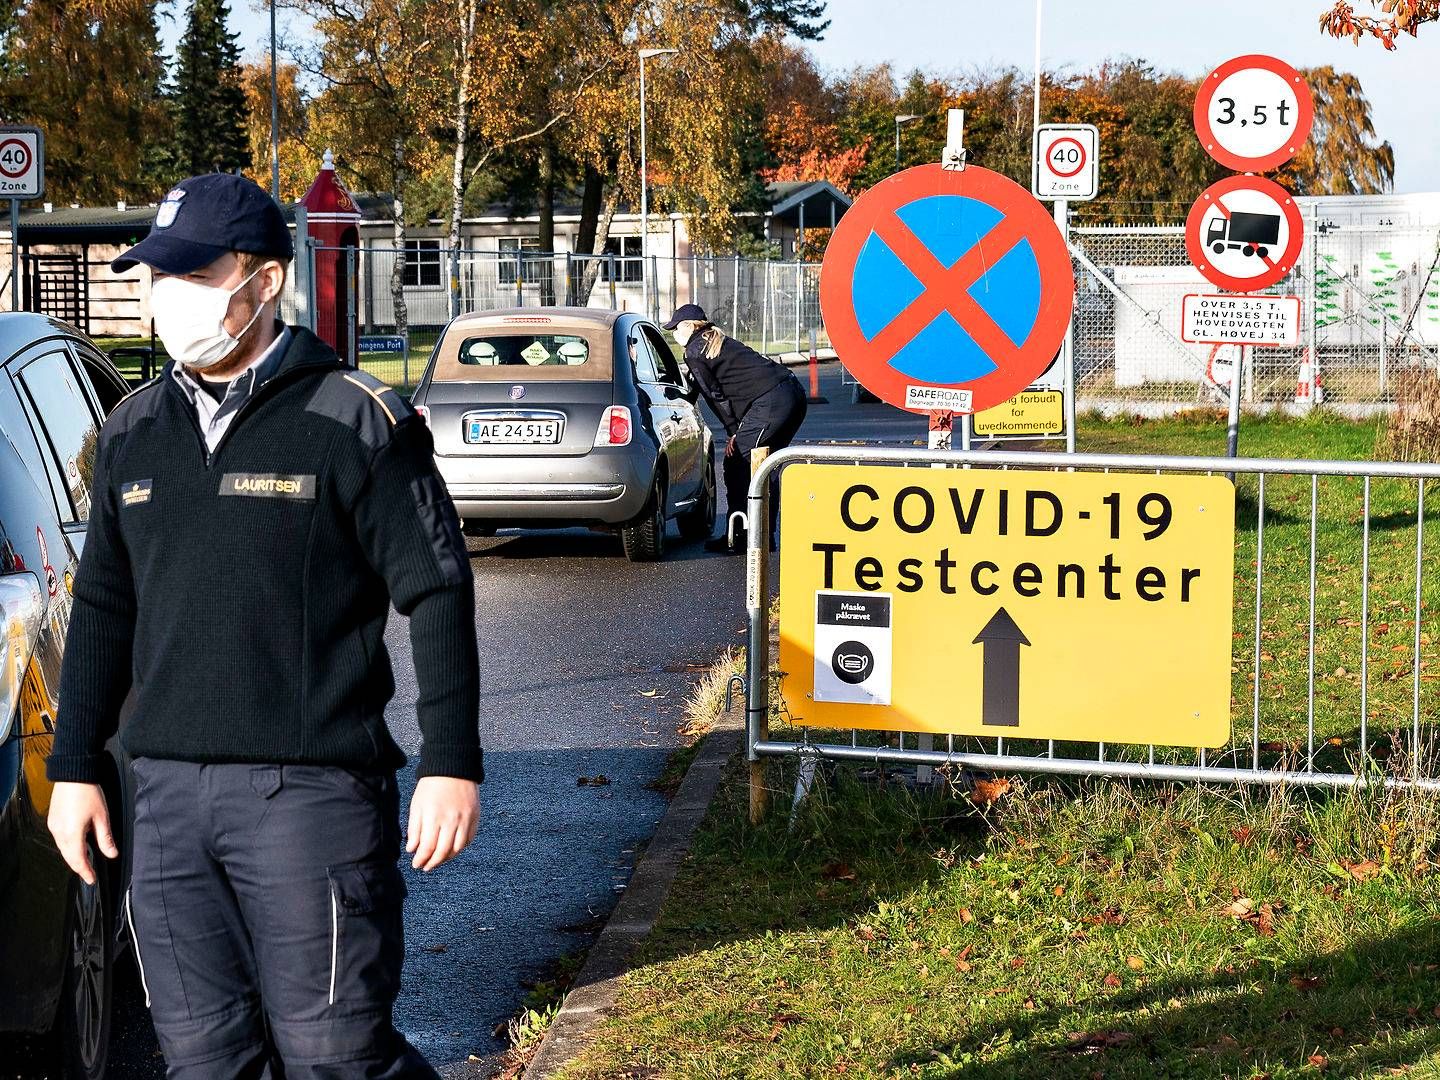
778, 464, 1235, 747
972, 390, 1064, 438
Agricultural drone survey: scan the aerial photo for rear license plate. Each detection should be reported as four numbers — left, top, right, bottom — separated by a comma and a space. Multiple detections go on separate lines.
464, 418, 563, 445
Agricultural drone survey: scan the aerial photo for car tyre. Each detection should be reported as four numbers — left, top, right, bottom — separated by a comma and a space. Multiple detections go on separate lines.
677, 457, 717, 542
621, 476, 668, 562
53, 841, 113, 1080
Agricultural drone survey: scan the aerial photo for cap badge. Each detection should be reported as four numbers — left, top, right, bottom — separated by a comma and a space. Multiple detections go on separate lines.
155, 189, 186, 229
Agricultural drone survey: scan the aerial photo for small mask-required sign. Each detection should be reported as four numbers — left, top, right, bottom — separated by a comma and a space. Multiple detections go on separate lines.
814, 591, 893, 706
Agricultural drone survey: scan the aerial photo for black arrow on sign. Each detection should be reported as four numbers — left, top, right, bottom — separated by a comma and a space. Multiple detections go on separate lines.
972, 607, 1030, 727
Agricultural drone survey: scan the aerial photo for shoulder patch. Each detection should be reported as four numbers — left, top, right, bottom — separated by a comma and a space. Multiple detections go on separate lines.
305, 369, 415, 450
102, 376, 167, 439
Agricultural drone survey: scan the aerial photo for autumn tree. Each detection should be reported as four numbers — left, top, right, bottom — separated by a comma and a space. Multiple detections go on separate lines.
239, 57, 316, 201
0, 0, 169, 203
282, 0, 443, 336
172, 0, 250, 175
1320, 0, 1438, 47
1281, 67, 1393, 194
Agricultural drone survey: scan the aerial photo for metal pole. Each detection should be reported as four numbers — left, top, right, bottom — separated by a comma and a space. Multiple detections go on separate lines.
731, 253, 740, 338
9, 200, 18, 312
760, 261, 770, 355
1032, 0, 1043, 137
894, 118, 901, 172
270, 0, 280, 200
746, 447, 772, 824
1054, 197, 1075, 453
1227, 345, 1244, 461
794, 260, 802, 356
639, 55, 649, 316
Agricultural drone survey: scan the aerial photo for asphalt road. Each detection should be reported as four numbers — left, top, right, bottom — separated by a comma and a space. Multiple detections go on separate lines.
6, 362, 924, 1078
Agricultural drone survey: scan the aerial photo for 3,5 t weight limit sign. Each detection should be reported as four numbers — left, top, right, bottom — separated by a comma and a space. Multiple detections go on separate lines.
1194, 55, 1313, 173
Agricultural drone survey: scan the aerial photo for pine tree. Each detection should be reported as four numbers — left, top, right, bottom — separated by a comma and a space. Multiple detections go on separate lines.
171, 0, 250, 176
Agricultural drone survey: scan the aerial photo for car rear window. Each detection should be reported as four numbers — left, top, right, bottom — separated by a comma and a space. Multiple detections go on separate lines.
457, 334, 591, 367
430, 324, 613, 383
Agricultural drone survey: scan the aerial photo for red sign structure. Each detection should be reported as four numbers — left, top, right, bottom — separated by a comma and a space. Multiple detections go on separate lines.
819, 164, 1074, 415
1194, 55, 1314, 173
1185, 175, 1303, 294
0, 138, 31, 179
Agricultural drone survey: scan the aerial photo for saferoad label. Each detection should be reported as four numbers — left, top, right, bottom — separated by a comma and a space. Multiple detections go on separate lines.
219, 473, 317, 500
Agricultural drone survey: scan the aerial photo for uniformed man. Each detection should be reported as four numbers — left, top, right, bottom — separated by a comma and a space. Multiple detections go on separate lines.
44, 173, 482, 1078
663, 304, 808, 553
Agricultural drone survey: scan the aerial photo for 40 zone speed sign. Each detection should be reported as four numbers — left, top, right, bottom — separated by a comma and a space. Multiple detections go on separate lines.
0, 126, 43, 199
1033, 124, 1098, 201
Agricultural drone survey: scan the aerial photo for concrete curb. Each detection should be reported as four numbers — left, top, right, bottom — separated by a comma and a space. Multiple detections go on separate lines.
521, 709, 744, 1078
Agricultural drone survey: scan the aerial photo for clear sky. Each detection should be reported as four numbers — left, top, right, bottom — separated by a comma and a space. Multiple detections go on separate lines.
209, 0, 1436, 194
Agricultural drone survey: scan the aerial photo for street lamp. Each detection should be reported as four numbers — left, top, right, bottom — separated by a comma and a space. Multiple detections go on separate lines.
894, 114, 921, 173
270, 0, 279, 199
639, 47, 679, 317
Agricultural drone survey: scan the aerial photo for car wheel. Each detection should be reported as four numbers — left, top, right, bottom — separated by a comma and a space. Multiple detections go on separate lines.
677, 457, 717, 542
621, 476, 668, 562
55, 843, 112, 1080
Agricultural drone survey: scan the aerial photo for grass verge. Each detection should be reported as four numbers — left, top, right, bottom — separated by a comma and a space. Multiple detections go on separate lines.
554, 413, 1440, 1079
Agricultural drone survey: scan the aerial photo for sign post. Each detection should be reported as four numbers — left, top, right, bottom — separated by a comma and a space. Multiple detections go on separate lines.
0, 127, 43, 312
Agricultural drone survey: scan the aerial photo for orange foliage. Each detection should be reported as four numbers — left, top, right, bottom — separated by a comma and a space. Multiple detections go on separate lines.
1319, 0, 1438, 48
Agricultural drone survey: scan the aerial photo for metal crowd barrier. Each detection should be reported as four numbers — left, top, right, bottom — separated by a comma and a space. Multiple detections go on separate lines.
742, 445, 1440, 811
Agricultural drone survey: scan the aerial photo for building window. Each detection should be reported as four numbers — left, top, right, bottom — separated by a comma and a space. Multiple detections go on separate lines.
402, 239, 443, 288
601, 235, 644, 283
498, 237, 542, 285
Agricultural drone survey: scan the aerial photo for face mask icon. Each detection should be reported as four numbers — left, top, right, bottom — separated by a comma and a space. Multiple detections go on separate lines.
831, 641, 875, 685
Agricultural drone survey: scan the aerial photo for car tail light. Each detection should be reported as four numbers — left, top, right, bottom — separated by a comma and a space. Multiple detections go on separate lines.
413, 404, 431, 428
501, 315, 552, 324
595, 406, 632, 447
0, 574, 44, 744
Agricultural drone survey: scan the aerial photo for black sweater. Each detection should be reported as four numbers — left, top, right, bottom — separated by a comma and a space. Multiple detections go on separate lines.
47, 327, 483, 784
683, 330, 791, 435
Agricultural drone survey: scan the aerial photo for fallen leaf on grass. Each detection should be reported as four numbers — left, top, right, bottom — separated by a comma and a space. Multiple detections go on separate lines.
1126, 955, 1145, 971
1308, 1053, 1329, 1068
1290, 975, 1325, 992
1341, 858, 1383, 881
766, 1013, 803, 1041
959, 908, 975, 924
970, 778, 1011, 805
1224, 898, 1256, 919
821, 861, 857, 881
1066, 1030, 1136, 1053
1103, 972, 1122, 988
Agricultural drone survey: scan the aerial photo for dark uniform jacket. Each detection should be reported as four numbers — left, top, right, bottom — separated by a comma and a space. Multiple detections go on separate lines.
683, 330, 791, 436
46, 327, 483, 785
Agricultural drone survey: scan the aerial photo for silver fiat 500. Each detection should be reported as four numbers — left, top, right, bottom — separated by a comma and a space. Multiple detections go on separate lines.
410, 308, 717, 561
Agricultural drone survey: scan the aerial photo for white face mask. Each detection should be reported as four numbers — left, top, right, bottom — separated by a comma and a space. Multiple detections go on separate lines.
673, 322, 695, 347
152, 268, 264, 369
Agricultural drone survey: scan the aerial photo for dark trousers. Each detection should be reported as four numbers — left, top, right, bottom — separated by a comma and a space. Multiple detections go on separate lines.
723, 375, 808, 538
127, 758, 437, 1079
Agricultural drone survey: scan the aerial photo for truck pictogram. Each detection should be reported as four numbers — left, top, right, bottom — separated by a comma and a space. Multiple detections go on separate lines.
1206, 211, 1281, 258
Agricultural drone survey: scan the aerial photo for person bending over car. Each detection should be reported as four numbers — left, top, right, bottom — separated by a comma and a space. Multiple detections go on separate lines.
663, 303, 807, 554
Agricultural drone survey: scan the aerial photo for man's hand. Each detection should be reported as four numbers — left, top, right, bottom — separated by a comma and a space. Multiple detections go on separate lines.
48, 783, 119, 886
725, 435, 737, 458
406, 776, 481, 872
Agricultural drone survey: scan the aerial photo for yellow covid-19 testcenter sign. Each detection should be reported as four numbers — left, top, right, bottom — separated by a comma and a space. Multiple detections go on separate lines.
778, 464, 1237, 748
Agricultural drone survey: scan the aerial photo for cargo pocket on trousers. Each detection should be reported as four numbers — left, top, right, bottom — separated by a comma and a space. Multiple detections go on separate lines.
325, 859, 408, 1008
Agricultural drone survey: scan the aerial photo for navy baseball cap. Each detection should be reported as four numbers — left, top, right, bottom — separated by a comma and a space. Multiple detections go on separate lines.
112, 173, 294, 274
663, 303, 708, 330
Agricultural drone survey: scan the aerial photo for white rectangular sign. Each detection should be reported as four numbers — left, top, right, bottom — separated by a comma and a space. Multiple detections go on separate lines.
906, 385, 973, 413
1033, 124, 1098, 201
1181, 293, 1301, 346
813, 591, 892, 705
0, 127, 43, 200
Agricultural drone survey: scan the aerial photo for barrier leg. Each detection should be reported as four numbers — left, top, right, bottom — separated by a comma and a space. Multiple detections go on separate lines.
748, 447, 771, 826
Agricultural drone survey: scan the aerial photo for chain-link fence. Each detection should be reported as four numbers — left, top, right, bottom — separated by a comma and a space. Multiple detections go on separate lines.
291, 245, 829, 387
1068, 221, 1440, 415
